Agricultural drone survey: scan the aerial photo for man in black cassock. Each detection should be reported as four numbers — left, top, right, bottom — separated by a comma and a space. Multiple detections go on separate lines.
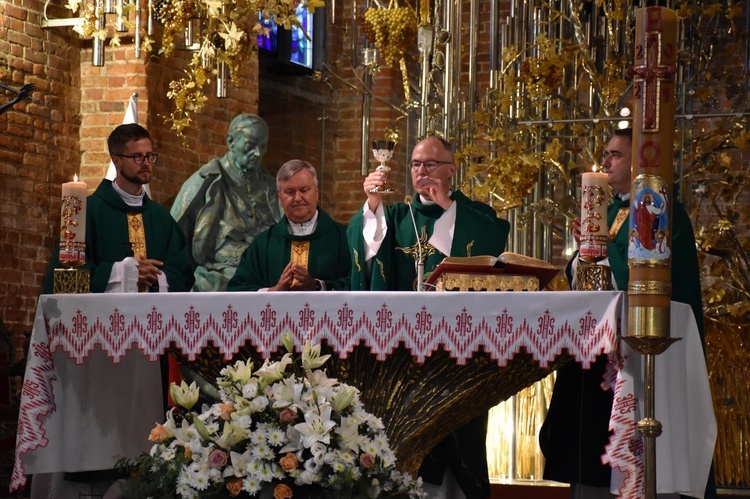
539, 128, 715, 499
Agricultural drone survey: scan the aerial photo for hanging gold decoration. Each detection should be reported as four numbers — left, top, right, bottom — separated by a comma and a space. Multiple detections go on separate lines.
65, 0, 325, 136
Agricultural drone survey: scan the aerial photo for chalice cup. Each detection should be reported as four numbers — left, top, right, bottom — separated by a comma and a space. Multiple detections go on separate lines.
370, 140, 396, 194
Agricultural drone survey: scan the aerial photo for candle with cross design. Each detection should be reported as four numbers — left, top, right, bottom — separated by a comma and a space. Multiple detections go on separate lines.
579, 170, 609, 262
626, 7, 677, 339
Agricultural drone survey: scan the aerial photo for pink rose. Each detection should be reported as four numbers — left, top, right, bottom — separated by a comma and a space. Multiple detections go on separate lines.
209, 448, 228, 468
279, 408, 297, 424
359, 453, 375, 469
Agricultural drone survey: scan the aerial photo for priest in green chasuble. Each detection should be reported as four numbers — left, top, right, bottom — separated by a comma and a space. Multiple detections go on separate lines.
36, 124, 193, 499
349, 136, 510, 291
227, 160, 350, 291
347, 136, 511, 498
43, 123, 194, 294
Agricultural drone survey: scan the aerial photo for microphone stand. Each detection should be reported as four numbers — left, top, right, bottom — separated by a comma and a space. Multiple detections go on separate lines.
405, 196, 425, 291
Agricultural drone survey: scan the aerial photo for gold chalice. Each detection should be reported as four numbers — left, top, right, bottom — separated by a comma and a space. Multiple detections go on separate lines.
370, 140, 396, 194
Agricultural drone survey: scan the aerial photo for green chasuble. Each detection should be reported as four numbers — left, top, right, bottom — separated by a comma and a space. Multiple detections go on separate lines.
347, 190, 511, 291
43, 180, 194, 293
347, 190, 509, 499
227, 208, 351, 291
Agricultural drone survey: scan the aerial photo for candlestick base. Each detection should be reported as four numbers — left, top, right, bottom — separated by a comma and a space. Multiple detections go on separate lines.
628, 305, 671, 339
54, 268, 90, 294
575, 262, 613, 291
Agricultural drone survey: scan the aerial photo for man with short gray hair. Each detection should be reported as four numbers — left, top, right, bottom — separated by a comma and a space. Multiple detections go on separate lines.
227, 159, 350, 291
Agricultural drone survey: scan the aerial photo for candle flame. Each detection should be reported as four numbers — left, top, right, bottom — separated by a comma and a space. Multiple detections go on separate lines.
73, 174, 79, 182
591, 163, 601, 173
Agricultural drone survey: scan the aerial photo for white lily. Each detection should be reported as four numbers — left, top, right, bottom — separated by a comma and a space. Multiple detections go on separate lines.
254, 353, 293, 383
302, 342, 331, 371
270, 375, 303, 408
294, 404, 336, 448
170, 380, 200, 411
331, 385, 358, 412
281, 331, 295, 353
334, 415, 366, 452
219, 359, 254, 386
215, 421, 244, 449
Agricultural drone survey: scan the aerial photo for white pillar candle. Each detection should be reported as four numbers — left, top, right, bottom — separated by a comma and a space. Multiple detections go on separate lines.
580, 171, 609, 262
59, 175, 87, 267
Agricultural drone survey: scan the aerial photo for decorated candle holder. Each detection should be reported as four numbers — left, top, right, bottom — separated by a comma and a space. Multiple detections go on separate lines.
54, 176, 89, 294
575, 262, 612, 291
54, 266, 90, 294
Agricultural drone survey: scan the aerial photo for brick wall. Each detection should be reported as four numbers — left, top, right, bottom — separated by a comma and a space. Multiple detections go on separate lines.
259, 4, 407, 224
1, 0, 82, 333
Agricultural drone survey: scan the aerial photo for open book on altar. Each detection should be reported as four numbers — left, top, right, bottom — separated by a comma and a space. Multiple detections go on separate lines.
424, 252, 560, 291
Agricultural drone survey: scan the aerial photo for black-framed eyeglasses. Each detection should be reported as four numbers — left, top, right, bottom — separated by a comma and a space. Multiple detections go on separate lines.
409, 160, 453, 171
115, 152, 158, 165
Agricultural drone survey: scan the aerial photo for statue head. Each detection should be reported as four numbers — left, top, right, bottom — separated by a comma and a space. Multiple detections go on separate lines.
226, 114, 269, 175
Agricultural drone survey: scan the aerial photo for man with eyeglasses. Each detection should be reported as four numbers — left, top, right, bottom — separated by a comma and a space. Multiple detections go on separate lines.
539, 128, 715, 499
347, 135, 511, 498
43, 123, 193, 294
171, 113, 282, 291
36, 124, 194, 497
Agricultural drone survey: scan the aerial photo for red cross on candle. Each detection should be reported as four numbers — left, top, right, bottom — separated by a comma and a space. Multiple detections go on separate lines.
627, 8, 677, 131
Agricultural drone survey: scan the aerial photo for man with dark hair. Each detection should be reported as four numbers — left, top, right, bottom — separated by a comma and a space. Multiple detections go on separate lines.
348, 135, 511, 498
228, 159, 350, 291
36, 123, 193, 498
539, 127, 714, 499
171, 113, 282, 291
44, 123, 194, 293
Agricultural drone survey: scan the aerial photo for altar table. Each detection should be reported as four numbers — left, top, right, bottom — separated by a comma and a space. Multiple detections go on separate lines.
11, 291, 714, 498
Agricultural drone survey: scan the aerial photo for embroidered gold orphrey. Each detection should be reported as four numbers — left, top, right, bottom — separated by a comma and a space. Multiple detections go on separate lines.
290, 241, 311, 287
126, 212, 147, 292
609, 207, 631, 241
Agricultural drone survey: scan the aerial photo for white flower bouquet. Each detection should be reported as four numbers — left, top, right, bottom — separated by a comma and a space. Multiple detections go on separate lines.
119, 334, 425, 499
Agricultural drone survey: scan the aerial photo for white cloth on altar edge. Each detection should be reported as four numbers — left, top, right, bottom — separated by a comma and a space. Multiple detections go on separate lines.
609, 302, 716, 498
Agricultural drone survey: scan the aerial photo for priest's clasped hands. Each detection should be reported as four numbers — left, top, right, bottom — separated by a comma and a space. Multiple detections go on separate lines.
269, 261, 318, 291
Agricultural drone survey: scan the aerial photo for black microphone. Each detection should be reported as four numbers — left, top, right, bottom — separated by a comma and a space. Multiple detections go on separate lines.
404, 196, 425, 291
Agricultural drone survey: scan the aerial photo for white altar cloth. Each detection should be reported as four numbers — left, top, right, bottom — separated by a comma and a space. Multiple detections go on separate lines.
607, 305, 716, 498
10, 291, 714, 498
